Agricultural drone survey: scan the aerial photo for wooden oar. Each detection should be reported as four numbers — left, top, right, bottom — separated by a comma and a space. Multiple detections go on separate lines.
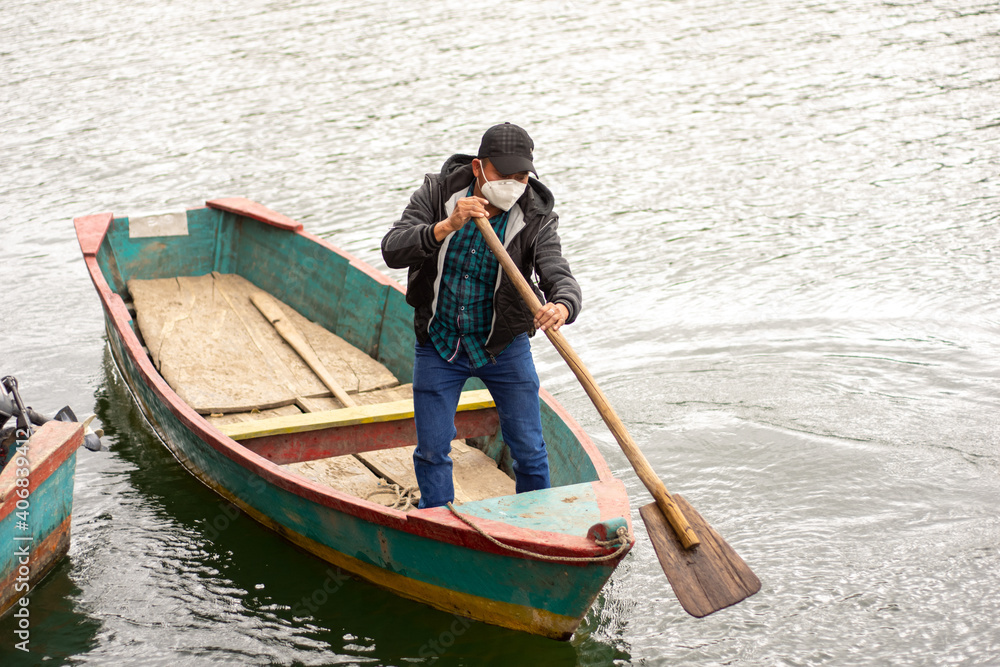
249, 292, 357, 409
250, 292, 422, 507
472, 216, 760, 617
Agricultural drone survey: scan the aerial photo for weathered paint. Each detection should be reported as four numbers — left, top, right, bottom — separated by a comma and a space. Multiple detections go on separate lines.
75, 199, 633, 638
0, 421, 83, 618
457, 482, 601, 537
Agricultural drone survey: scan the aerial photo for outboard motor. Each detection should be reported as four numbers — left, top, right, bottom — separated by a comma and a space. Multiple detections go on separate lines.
1, 376, 103, 467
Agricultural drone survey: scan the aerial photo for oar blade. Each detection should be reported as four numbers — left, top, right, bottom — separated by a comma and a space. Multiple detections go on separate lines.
640, 495, 760, 618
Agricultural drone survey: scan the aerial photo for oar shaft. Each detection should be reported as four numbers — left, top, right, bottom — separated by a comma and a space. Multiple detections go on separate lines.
472, 217, 700, 549
250, 292, 357, 408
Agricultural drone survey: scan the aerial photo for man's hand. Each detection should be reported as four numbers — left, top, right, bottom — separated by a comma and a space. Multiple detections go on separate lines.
534, 302, 569, 333
434, 196, 490, 242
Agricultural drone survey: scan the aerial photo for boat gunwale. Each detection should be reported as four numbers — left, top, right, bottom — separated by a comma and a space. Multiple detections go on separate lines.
0, 421, 83, 521
74, 202, 631, 561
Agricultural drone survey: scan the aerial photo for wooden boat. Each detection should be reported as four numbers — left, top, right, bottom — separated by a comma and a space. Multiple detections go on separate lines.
73, 197, 633, 639
0, 420, 84, 619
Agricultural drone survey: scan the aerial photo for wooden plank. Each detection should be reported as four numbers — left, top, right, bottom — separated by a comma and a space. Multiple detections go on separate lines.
128, 272, 399, 414
212, 273, 398, 397
355, 446, 420, 490
355, 441, 515, 506
298, 383, 413, 412
219, 389, 495, 441
284, 455, 388, 503
198, 387, 406, 508
452, 441, 515, 502
251, 290, 357, 408
129, 274, 297, 413
206, 404, 302, 427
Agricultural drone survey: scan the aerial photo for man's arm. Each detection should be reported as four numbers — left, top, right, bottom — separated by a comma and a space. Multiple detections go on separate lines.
533, 213, 582, 326
381, 175, 443, 269
382, 176, 491, 268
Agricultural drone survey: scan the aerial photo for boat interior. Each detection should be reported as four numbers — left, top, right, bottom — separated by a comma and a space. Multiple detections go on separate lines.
84, 204, 614, 535
124, 271, 516, 510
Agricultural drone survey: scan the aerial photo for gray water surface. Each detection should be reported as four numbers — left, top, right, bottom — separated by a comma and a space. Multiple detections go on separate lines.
2, 0, 999, 664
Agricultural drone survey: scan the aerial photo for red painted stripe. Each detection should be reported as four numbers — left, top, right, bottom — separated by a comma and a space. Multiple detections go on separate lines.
0, 515, 72, 617
207, 197, 303, 231
239, 409, 499, 464
73, 212, 113, 257
0, 422, 82, 523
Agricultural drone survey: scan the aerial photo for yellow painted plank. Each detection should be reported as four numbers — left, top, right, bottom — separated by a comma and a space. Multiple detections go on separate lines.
218, 389, 495, 441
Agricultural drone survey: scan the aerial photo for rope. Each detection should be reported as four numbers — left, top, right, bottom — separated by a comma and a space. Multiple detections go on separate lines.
446, 502, 631, 563
367, 483, 421, 511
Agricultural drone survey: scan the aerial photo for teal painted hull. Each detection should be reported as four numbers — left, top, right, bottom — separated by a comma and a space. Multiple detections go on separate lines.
0, 421, 83, 618
77, 199, 633, 638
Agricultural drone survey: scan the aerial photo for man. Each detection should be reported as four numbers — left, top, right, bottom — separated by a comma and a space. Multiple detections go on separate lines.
381, 123, 582, 509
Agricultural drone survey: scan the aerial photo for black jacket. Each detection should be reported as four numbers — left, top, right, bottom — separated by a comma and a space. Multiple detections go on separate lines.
381, 154, 582, 359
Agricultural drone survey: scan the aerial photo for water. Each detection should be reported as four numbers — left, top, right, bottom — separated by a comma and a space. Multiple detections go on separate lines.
2, 0, 999, 664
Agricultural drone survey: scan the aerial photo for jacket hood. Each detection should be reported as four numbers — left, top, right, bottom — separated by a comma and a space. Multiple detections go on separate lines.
439, 154, 555, 218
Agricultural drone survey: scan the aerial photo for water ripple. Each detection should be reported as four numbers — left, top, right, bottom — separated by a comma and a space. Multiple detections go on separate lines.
2, 0, 999, 663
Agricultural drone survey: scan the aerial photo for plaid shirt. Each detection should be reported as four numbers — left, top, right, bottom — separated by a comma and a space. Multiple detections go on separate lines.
429, 183, 510, 368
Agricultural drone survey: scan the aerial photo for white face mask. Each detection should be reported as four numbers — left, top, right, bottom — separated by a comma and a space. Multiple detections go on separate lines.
478, 161, 527, 212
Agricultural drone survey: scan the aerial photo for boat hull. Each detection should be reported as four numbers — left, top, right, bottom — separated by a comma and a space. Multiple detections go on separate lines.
105, 324, 616, 638
0, 421, 83, 618
78, 199, 633, 639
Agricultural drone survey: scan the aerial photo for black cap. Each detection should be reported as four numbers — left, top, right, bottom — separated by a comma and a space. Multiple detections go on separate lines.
477, 123, 536, 175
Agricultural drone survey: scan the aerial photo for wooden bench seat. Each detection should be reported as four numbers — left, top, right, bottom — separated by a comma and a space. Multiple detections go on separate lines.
217, 389, 495, 441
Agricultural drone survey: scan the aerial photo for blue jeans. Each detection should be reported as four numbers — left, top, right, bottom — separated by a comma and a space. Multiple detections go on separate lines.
412, 334, 551, 508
